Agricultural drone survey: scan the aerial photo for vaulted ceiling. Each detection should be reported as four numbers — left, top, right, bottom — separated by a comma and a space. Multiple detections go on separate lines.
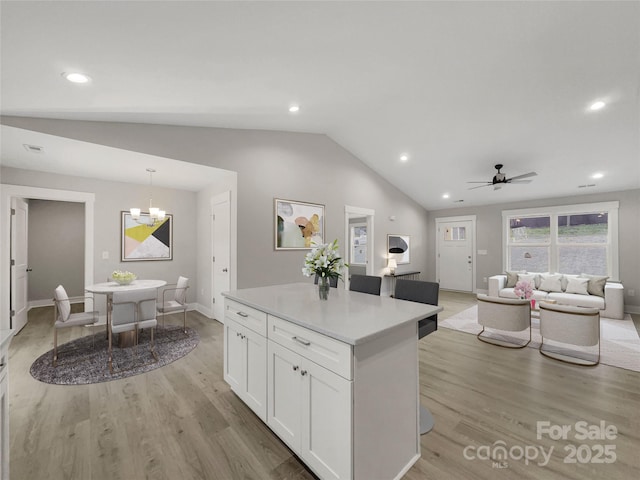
1, 1, 638, 208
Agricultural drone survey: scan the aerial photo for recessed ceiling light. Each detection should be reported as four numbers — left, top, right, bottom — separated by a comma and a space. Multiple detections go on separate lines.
400, 154, 409, 162
589, 100, 606, 111
442, 193, 450, 199
62, 72, 91, 84
288, 105, 300, 113
591, 172, 604, 179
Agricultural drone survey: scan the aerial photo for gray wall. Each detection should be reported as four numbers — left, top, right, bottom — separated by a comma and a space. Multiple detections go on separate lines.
28, 199, 84, 301
426, 188, 640, 309
1, 167, 199, 307
0, 117, 431, 292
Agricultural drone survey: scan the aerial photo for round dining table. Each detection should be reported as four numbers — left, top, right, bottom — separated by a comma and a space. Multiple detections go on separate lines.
86, 279, 167, 346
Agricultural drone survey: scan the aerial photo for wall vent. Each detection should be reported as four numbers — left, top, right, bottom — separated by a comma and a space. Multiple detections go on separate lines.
23, 144, 44, 153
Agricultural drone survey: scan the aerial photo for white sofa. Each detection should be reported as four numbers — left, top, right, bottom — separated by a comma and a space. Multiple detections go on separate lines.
488, 273, 625, 320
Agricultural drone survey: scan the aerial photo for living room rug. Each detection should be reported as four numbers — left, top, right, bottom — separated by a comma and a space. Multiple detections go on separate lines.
440, 306, 640, 372
30, 325, 200, 385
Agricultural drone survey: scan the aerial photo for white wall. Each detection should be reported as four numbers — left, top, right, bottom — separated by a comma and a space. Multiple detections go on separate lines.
0, 117, 431, 294
1, 167, 199, 315
426, 188, 640, 310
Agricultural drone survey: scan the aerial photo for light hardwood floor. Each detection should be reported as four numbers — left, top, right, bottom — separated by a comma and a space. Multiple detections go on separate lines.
8, 293, 640, 480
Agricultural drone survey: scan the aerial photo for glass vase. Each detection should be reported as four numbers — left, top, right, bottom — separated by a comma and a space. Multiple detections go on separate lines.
318, 276, 330, 300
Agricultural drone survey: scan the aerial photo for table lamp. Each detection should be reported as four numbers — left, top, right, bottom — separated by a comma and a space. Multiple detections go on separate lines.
387, 258, 397, 275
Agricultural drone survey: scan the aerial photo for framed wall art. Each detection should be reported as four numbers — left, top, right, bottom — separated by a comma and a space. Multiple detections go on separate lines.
387, 234, 410, 264
121, 211, 173, 261
275, 198, 324, 250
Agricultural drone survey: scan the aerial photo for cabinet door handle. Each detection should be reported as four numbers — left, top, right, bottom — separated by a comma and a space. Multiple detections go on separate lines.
292, 365, 299, 371
300, 370, 308, 376
236, 332, 241, 337
236, 311, 249, 318
292, 336, 311, 346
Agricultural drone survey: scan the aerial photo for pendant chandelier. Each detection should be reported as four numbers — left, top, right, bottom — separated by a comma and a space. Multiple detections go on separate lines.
130, 168, 166, 226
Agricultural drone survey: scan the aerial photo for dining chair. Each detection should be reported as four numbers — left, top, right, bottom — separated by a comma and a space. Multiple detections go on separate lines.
109, 288, 158, 373
52, 285, 99, 367
349, 274, 382, 295
156, 276, 189, 333
394, 279, 439, 434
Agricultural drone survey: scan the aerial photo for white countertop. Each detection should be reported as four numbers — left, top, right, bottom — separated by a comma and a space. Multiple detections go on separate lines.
222, 283, 442, 345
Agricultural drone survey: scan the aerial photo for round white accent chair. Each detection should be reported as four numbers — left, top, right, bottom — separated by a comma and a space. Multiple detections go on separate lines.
477, 294, 531, 348
539, 302, 600, 366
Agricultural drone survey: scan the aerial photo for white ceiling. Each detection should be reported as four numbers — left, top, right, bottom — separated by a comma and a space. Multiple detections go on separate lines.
1, 1, 639, 208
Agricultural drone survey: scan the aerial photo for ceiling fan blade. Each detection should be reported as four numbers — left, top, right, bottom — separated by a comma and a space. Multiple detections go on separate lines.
508, 180, 532, 184
466, 181, 491, 184
508, 171, 537, 181
468, 184, 492, 190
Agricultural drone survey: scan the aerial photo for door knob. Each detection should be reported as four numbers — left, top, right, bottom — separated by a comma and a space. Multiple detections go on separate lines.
26, 268, 33, 272
222, 268, 228, 272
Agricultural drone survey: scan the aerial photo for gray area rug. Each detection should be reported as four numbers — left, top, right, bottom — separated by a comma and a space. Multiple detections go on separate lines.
30, 325, 200, 385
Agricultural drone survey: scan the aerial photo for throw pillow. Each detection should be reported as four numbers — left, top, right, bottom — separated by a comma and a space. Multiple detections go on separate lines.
538, 274, 563, 293
560, 274, 579, 291
580, 274, 609, 297
529, 272, 548, 289
505, 271, 520, 288
565, 277, 590, 295
517, 273, 536, 289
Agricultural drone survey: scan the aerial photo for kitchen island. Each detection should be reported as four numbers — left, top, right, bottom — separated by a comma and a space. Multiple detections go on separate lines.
222, 283, 441, 480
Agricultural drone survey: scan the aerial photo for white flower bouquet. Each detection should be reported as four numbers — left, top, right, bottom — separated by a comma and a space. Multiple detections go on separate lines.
112, 270, 137, 285
302, 239, 347, 282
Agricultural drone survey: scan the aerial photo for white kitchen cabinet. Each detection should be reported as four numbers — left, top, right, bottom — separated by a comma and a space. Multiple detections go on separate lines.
268, 339, 352, 480
223, 285, 441, 480
223, 316, 267, 421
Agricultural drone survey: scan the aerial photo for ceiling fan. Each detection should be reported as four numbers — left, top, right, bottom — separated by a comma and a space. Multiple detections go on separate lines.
467, 164, 537, 190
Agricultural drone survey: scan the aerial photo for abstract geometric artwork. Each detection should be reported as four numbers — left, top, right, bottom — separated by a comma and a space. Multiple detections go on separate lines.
388, 234, 410, 264
121, 211, 173, 261
275, 199, 324, 250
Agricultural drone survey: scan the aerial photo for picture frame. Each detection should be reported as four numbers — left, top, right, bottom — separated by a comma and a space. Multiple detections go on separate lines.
387, 234, 410, 264
121, 211, 173, 261
275, 198, 324, 250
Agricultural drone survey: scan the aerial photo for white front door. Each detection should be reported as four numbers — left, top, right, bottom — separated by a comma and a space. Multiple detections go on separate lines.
437, 217, 475, 292
212, 192, 231, 322
11, 197, 29, 332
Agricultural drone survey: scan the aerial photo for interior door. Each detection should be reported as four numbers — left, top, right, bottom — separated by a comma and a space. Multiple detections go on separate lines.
437, 219, 474, 292
212, 192, 230, 322
10, 197, 29, 332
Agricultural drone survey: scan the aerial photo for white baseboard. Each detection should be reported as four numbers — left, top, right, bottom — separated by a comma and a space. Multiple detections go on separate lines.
625, 304, 640, 315
28, 296, 85, 309
194, 303, 214, 320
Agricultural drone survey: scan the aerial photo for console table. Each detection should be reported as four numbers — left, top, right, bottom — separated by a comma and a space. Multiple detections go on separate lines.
385, 271, 421, 297
222, 283, 441, 480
